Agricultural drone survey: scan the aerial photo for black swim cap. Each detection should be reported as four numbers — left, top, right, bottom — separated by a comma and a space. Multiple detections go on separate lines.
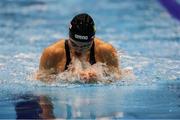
69, 13, 96, 42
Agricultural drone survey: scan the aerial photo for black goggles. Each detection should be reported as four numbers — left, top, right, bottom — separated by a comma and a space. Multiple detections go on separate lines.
70, 38, 93, 49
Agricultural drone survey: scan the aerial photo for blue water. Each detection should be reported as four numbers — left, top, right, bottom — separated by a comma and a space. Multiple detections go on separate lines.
0, 0, 180, 119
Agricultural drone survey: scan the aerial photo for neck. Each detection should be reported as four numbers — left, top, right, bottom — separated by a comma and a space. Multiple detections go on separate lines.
70, 49, 90, 62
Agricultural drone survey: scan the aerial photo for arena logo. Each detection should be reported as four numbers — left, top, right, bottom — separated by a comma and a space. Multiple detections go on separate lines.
75, 34, 88, 40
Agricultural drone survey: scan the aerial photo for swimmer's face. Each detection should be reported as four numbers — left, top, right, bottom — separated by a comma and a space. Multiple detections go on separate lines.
69, 38, 93, 52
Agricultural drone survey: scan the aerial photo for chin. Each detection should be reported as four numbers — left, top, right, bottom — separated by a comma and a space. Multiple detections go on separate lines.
74, 50, 87, 55
76, 49, 88, 53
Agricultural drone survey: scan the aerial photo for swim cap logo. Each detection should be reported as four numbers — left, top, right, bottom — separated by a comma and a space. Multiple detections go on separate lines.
69, 23, 72, 29
75, 34, 88, 40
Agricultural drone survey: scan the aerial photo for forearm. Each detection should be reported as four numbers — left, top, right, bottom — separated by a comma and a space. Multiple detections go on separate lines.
36, 68, 57, 83
105, 66, 122, 80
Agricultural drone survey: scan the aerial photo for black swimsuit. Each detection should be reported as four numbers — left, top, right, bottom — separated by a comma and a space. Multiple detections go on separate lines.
64, 40, 96, 70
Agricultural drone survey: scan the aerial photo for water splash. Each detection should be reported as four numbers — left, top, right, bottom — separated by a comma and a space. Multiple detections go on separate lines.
31, 56, 136, 85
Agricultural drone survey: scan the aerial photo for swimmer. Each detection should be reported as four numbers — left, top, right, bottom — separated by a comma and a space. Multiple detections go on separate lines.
37, 13, 121, 83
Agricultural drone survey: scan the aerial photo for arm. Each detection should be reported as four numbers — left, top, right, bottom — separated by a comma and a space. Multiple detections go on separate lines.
36, 47, 63, 81
39, 48, 57, 74
99, 44, 121, 79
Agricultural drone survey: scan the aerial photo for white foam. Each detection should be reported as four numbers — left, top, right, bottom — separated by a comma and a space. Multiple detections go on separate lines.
0, 63, 4, 68
33, 57, 136, 85
121, 67, 136, 81
14, 53, 37, 60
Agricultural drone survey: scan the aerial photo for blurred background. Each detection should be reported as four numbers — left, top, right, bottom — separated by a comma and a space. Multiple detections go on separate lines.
0, 0, 180, 119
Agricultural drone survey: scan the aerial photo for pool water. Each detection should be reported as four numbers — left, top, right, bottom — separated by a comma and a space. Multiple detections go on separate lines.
0, 0, 180, 119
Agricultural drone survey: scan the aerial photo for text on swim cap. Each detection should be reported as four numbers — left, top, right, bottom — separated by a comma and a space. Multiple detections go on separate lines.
75, 34, 88, 40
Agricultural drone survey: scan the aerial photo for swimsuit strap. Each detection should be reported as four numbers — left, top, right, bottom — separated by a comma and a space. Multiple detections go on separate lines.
89, 41, 96, 65
64, 40, 71, 70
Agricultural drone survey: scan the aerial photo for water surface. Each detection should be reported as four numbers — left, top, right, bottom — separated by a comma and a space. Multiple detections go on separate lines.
0, 0, 180, 119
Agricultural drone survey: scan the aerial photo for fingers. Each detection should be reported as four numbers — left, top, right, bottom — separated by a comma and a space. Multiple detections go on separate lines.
88, 72, 97, 79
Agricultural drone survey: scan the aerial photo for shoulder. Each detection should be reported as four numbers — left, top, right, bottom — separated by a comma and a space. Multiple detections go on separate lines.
94, 38, 120, 69
94, 38, 117, 54
43, 39, 65, 56
40, 39, 66, 68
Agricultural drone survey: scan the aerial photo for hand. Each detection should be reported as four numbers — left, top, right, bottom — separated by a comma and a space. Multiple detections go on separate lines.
79, 70, 98, 83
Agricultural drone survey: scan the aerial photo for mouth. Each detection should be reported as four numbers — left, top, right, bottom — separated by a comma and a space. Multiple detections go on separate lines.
74, 47, 87, 53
